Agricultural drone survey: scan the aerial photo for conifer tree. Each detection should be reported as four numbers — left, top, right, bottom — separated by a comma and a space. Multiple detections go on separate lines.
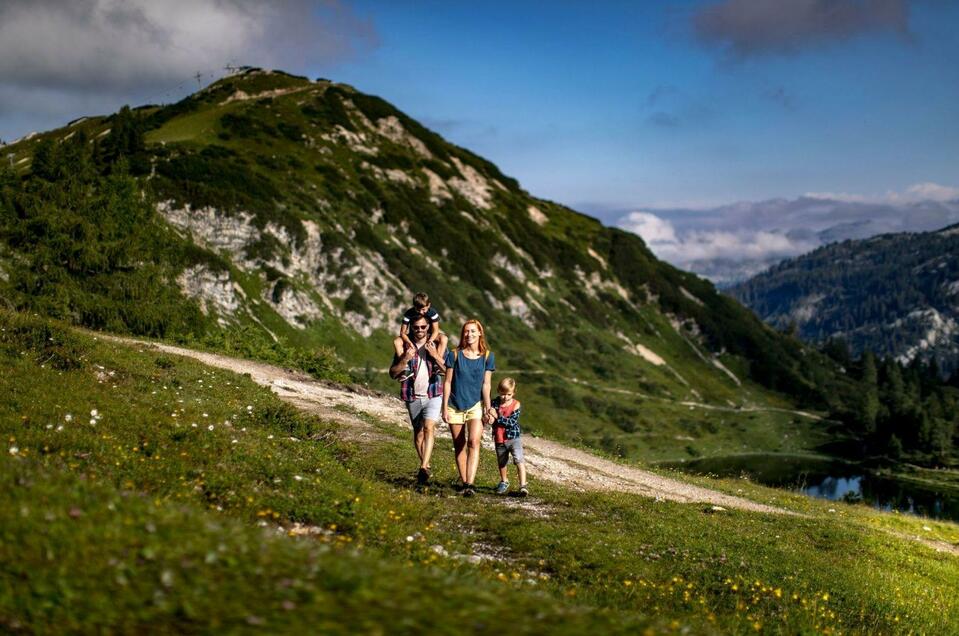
860, 351, 880, 435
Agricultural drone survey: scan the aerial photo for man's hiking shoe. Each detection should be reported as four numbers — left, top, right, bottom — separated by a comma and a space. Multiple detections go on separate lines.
518, 485, 529, 497
495, 480, 509, 495
451, 480, 465, 492
416, 467, 431, 486
463, 484, 476, 497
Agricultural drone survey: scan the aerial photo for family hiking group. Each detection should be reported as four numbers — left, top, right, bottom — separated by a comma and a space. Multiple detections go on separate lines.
388, 292, 528, 497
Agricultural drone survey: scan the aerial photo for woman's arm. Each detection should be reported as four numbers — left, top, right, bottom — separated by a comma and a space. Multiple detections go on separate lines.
481, 370, 493, 414
442, 366, 454, 423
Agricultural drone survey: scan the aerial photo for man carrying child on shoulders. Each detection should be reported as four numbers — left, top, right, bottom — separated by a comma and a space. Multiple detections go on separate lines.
389, 314, 446, 486
395, 293, 448, 360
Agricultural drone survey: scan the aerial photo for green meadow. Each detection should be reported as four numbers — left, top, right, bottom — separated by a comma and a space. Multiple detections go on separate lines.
2, 309, 957, 634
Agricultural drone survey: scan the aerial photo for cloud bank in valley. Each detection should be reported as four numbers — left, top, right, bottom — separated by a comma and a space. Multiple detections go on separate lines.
618, 183, 959, 286
0, 0, 377, 140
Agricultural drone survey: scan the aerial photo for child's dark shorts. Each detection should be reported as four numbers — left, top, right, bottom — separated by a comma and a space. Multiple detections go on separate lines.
495, 437, 524, 467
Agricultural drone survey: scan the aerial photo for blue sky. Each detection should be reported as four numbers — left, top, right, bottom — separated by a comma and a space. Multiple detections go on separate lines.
1, 1, 957, 281
315, 0, 959, 213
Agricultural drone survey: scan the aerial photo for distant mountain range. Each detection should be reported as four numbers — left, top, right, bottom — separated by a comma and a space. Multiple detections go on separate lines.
729, 224, 959, 374
614, 195, 959, 288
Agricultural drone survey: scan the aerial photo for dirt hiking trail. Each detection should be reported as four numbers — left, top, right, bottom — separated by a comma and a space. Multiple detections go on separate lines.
114, 337, 787, 515
103, 336, 959, 556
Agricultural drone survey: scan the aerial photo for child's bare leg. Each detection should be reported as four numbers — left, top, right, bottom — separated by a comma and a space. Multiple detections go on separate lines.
393, 336, 406, 357
499, 463, 509, 482
516, 462, 527, 486
437, 332, 449, 352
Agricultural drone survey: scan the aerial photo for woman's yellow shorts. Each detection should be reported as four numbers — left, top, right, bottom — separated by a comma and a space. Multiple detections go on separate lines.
446, 401, 483, 424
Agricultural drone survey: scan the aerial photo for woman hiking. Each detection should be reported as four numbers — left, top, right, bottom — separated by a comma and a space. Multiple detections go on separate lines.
442, 319, 495, 497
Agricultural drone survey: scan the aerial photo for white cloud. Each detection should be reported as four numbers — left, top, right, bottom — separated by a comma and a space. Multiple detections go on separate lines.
905, 182, 959, 202
619, 211, 677, 244
0, 0, 377, 138
618, 186, 959, 285
620, 210, 817, 283
806, 181, 959, 204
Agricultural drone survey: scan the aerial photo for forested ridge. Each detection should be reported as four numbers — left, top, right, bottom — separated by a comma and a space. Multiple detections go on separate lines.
730, 229, 959, 373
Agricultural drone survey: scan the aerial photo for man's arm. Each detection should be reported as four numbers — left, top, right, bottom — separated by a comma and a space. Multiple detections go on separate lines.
422, 341, 445, 367
389, 349, 414, 380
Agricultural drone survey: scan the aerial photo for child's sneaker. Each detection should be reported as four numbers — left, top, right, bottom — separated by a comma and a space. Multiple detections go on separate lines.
518, 484, 529, 497
463, 484, 476, 497
495, 480, 509, 495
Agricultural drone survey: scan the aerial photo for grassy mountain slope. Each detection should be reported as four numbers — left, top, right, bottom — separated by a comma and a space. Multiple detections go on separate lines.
1, 69, 865, 463
2, 310, 958, 634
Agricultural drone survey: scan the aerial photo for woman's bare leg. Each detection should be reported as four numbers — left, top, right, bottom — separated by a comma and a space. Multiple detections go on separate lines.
448, 423, 467, 483
465, 418, 483, 485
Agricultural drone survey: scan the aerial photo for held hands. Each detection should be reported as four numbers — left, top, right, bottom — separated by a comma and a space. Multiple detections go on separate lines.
482, 407, 497, 426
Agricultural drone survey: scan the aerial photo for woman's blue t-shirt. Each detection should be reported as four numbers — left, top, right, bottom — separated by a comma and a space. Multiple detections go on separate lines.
444, 349, 496, 410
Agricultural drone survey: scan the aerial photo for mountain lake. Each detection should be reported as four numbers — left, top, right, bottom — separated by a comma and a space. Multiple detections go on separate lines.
660, 454, 959, 523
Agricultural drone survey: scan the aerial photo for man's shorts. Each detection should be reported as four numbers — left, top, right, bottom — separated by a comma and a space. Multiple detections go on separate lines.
496, 437, 524, 467
406, 396, 441, 431
446, 401, 483, 425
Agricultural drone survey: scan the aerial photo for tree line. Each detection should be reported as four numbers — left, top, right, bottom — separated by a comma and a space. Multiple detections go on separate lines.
822, 338, 958, 467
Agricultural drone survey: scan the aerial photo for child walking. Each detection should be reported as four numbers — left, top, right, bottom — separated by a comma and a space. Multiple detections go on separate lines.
490, 377, 528, 496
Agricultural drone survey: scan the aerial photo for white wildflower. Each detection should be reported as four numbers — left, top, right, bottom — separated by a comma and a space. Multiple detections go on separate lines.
208, 425, 214, 431
8, 446, 18, 455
